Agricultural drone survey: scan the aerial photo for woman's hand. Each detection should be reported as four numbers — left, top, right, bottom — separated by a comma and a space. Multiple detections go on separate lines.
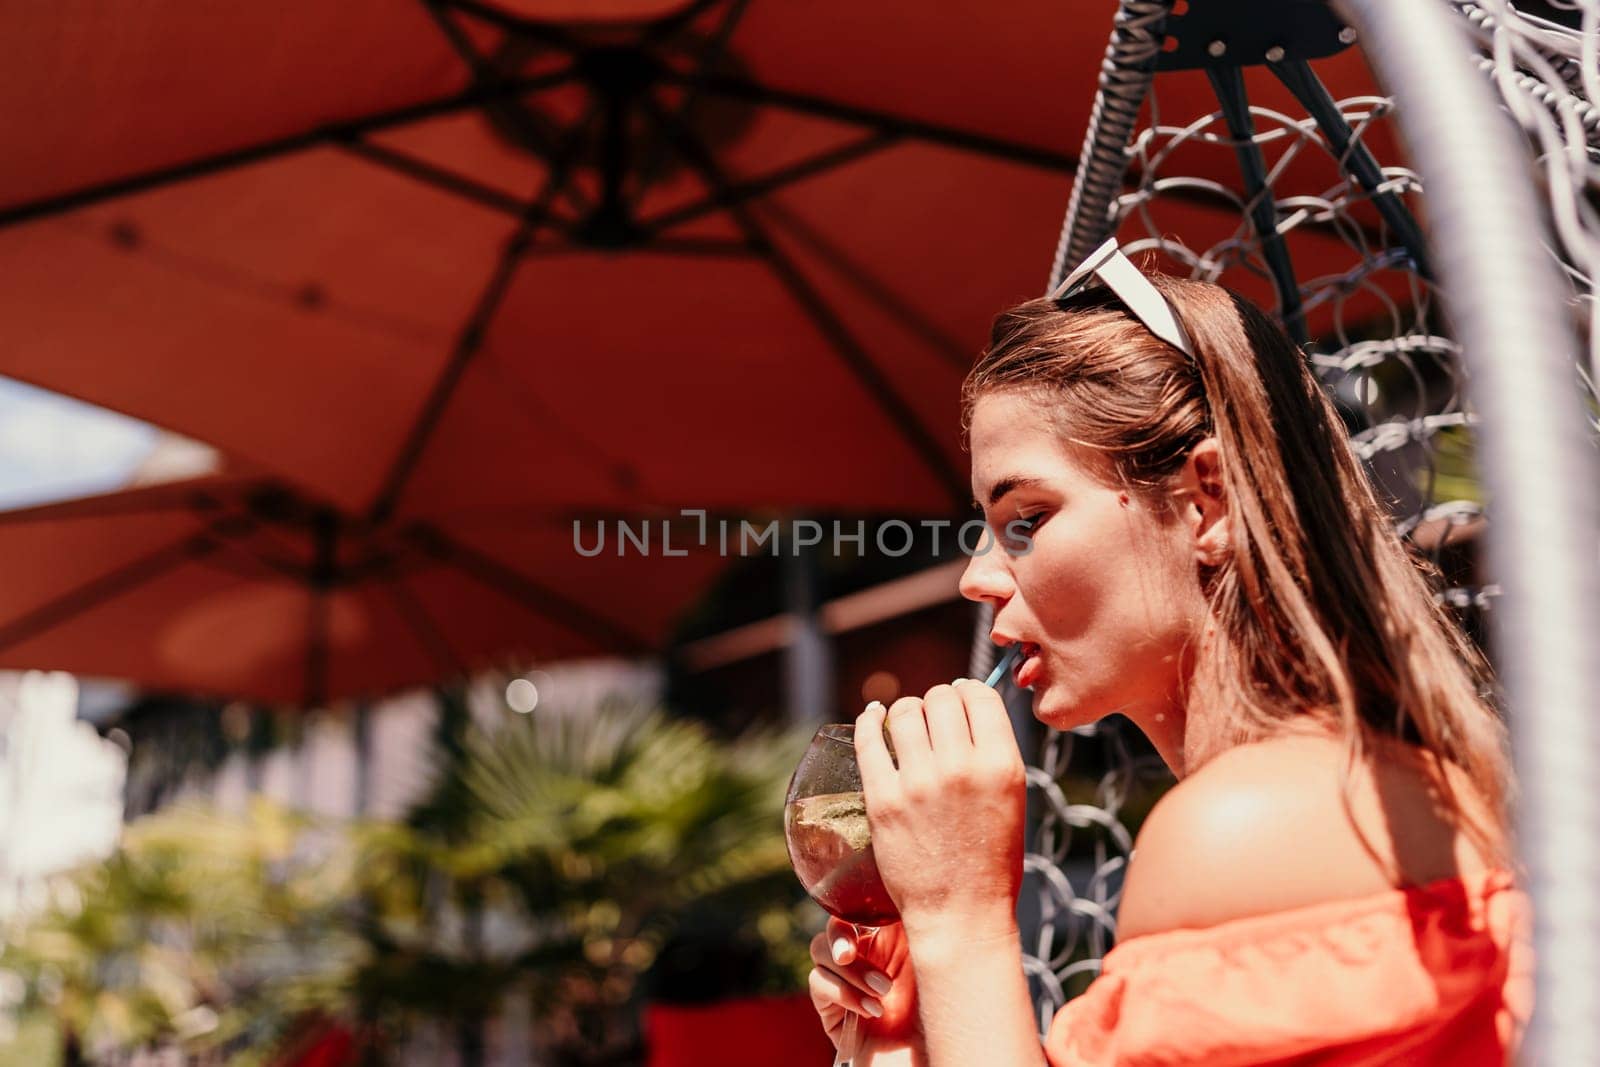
807, 917, 921, 1059
856, 681, 1027, 945
848, 683, 1045, 1067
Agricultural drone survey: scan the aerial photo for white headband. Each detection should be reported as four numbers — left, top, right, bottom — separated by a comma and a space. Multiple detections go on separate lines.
1048, 238, 1196, 358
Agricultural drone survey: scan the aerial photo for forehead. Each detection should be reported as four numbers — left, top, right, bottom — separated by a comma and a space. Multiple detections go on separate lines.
968, 391, 1094, 497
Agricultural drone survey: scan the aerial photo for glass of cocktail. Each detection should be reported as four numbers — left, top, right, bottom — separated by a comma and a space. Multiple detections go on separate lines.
785, 723, 895, 1065
785, 724, 898, 925
786, 649, 1018, 1064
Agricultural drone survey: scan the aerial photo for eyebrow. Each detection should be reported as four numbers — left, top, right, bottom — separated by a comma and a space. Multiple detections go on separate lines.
972, 474, 1050, 509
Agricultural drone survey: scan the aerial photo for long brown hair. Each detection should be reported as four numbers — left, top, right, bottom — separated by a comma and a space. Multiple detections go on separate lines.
962, 276, 1510, 860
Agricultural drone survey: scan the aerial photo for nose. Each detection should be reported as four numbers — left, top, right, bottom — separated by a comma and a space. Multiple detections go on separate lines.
959, 532, 1015, 605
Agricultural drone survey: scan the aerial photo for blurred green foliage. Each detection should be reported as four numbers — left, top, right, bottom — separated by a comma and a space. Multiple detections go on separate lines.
348, 700, 814, 1064
0, 800, 359, 1065
0, 1010, 63, 1067
0, 699, 815, 1066
1421, 424, 1486, 506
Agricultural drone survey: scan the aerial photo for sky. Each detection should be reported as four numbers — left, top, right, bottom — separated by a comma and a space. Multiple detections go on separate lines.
0, 381, 155, 897
0, 672, 126, 915
0, 375, 157, 510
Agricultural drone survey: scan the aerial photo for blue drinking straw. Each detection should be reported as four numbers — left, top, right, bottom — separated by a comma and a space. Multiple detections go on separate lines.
982, 644, 1022, 688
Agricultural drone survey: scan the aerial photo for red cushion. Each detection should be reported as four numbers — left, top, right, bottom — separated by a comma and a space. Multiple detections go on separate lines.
645, 995, 834, 1067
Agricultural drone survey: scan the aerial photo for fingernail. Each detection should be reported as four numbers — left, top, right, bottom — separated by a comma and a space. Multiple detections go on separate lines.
952, 677, 970, 684
864, 701, 885, 716
865, 971, 892, 995
831, 937, 853, 964
860, 996, 884, 1018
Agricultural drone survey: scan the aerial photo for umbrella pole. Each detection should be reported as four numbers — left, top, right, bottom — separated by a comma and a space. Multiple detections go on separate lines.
245, 708, 265, 795
353, 701, 372, 818
304, 511, 339, 710
783, 536, 833, 724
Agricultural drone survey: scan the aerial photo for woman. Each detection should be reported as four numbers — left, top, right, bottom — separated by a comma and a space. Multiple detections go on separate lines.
806, 250, 1530, 1066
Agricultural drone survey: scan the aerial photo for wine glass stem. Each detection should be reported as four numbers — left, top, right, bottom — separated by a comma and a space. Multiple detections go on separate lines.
835, 1011, 858, 1067
833, 921, 870, 1066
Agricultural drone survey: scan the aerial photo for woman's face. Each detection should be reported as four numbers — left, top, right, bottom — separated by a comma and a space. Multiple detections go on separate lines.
960, 391, 1210, 733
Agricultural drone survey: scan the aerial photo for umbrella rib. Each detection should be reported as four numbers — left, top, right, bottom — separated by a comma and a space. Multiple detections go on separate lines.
642, 0, 730, 44
0, 533, 220, 653
230, 520, 320, 582
0, 484, 227, 526
337, 137, 552, 222
419, 0, 570, 170
638, 95, 970, 511
0, 70, 576, 231
183, 510, 307, 584
367, 104, 598, 525
364, 211, 544, 526
422, 0, 506, 81
634, 0, 752, 191
640, 131, 898, 235
467, 350, 657, 501
378, 570, 468, 679
757, 200, 974, 373
758, 242, 970, 510
662, 69, 1080, 174
434, 0, 585, 52
668, 71, 1377, 256
415, 528, 653, 655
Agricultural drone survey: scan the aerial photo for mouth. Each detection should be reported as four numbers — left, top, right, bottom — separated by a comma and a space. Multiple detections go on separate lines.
1013, 642, 1042, 689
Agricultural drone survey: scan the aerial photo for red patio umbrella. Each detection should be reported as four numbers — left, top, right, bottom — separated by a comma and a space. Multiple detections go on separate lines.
0, 1, 1394, 529
0, 2, 1415, 709
0, 472, 725, 703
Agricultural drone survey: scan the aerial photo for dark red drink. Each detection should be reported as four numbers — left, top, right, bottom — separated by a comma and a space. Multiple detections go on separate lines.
784, 790, 899, 925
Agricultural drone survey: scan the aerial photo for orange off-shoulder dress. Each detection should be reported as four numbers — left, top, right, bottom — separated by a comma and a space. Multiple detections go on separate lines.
1044, 869, 1532, 1067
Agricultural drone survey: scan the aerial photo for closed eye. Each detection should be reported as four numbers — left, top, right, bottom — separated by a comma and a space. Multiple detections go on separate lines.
994, 511, 1045, 555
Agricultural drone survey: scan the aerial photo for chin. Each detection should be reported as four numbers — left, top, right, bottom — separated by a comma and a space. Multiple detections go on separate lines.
1029, 684, 1105, 734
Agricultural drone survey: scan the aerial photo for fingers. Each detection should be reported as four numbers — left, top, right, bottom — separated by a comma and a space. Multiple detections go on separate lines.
806, 934, 896, 1017
812, 927, 889, 998
828, 918, 909, 974
953, 680, 1027, 788
854, 700, 899, 799
862, 683, 994, 788
922, 683, 973, 753
809, 966, 884, 1023
954, 679, 1021, 755
825, 917, 858, 965
884, 695, 932, 774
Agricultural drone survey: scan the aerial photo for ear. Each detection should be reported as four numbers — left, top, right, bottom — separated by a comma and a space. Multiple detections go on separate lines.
1172, 437, 1230, 566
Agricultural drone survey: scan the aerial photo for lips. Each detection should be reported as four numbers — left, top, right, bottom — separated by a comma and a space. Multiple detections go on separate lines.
1013, 641, 1042, 689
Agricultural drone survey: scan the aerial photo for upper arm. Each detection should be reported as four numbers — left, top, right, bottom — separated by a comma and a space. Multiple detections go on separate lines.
1115, 741, 1403, 942
1115, 769, 1281, 941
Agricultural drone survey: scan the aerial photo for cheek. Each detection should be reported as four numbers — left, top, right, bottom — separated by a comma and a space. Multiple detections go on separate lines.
1023, 549, 1112, 640
1024, 509, 1169, 637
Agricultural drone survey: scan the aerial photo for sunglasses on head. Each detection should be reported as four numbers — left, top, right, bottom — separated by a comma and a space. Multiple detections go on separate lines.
1048, 238, 1196, 359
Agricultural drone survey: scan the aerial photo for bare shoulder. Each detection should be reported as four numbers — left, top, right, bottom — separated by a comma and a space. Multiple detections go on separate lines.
1116, 732, 1497, 942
